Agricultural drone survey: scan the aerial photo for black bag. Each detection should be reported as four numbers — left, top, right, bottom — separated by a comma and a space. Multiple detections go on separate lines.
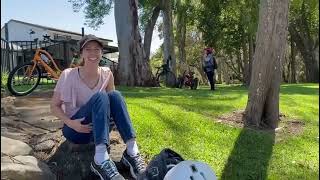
138, 148, 184, 180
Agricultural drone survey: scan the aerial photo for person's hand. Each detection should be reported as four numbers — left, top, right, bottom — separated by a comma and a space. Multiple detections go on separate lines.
203, 51, 207, 57
66, 118, 92, 133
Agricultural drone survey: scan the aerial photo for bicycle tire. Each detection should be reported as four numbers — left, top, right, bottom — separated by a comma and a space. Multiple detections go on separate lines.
7, 62, 41, 96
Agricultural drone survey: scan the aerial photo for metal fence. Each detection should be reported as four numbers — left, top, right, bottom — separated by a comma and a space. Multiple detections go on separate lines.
1, 38, 75, 85
1, 38, 118, 86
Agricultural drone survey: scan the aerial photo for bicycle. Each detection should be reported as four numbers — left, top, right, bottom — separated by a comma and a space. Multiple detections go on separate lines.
177, 64, 199, 90
154, 63, 177, 88
7, 46, 63, 96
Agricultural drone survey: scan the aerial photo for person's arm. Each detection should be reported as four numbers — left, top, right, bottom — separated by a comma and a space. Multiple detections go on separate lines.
106, 71, 115, 92
210, 56, 214, 68
202, 54, 207, 71
51, 92, 72, 125
50, 91, 91, 133
213, 56, 218, 69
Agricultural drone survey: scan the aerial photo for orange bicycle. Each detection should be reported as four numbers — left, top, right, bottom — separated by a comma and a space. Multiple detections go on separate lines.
7, 48, 63, 96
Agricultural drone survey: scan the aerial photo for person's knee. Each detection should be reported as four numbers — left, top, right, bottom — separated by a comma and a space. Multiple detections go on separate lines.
62, 125, 91, 144
108, 90, 123, 100
92, 91, 109, 102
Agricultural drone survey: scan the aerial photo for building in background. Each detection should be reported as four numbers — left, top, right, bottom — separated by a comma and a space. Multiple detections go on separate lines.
1, 19, 118, 72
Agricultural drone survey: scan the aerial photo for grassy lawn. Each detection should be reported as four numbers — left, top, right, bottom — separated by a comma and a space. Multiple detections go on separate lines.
116, 83, 319, 180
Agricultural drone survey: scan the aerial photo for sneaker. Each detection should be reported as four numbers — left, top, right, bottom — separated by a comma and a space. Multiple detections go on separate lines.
90, 159, 125, 180
121, 151, 146, 179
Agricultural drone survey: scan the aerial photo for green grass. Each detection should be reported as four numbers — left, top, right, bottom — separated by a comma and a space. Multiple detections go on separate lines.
115, 83, 319, 180
1, 71, 9, 88
9, 77, 56, 93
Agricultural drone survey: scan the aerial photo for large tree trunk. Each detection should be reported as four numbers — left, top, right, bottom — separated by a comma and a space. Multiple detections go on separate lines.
162, 0, 176, 75
176, 0, 187, 68
244, 0, 289, 129
114, 0, 154, 86
143, 6, 161, 60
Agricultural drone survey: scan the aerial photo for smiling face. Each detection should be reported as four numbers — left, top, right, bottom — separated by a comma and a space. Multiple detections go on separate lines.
81, 41, 103, 65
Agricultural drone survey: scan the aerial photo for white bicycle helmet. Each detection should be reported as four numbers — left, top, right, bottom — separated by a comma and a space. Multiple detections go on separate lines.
164, 160, 217, 180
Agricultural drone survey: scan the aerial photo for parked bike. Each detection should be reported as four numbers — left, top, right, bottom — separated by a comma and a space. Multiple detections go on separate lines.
154, 56, 177, 88
6, 35, 72, 96
177, 65, 198, 90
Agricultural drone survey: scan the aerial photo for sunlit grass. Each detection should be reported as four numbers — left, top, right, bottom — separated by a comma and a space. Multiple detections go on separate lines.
116, 83, 319, 179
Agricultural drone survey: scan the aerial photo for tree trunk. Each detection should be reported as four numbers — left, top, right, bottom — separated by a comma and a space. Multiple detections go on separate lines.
244, 0, 289, 129
282, 65, 288, 83
289, 26, 319, 83
289, 37, 297, 83
220, 56, 231, 84
247, 34, 254, 86
225, 55, 243, 82
288, 1, 319, 83
236, 49, 243, 77
114, 0, 154, 86
176, 0, 187, 68
243, 37, 250, 87
143, 6, 161, 60
162, 0, 176, 75
217, 58, 223, 84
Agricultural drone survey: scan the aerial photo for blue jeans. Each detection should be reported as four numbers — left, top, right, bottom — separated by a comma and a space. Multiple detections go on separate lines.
62, 90, 136, 145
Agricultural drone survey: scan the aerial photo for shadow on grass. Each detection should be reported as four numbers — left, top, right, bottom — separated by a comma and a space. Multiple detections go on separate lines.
153, 97, 237, 118
48, 141, 96, 180
221, 128, 275, 180
119, 85, 248, 99
48, 141, 133, 180
280, 84, 319, 95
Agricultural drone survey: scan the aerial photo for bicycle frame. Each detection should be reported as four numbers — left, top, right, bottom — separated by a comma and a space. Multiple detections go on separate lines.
30, 49, 62, 80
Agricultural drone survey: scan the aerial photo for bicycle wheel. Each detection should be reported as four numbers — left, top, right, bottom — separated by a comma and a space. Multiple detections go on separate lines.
7, 62, 41, 96
157, 71, 176, 88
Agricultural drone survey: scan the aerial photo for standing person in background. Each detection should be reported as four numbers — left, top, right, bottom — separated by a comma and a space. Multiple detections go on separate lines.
202, 48, 218, 90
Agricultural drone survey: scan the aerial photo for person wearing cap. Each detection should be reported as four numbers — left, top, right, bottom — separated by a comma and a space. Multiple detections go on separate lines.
51, 34, 146, 180
202, 48, 218, 90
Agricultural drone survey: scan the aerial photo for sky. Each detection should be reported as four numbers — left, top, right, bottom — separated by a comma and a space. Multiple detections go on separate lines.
1, 0, 162, 54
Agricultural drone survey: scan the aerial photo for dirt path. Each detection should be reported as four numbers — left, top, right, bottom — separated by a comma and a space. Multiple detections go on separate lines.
1, 91, 134, 180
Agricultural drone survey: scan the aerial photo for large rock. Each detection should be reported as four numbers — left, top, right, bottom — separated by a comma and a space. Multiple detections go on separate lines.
1, 136, 32, 156
1, 155, 55, 180
48, 130, 132, 180
1, 96, 17, 116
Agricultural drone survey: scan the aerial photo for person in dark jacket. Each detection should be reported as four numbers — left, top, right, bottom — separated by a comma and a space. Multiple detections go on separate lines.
202, 48, 218, 90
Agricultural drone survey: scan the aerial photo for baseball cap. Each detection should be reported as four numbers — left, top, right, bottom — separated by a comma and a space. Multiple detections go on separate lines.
78, 34, 103, 50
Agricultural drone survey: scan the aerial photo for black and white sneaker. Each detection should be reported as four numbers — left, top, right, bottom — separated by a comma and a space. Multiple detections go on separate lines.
90, 159, 125, 180
121, 150, 146, 179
